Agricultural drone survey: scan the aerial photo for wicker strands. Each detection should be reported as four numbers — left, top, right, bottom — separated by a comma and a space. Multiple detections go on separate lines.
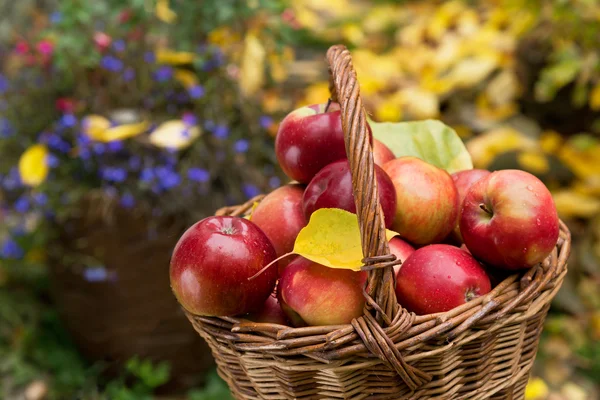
183, 45, 570, 399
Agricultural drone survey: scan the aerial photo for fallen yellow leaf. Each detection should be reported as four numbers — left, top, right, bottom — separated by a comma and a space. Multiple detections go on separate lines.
239, 33, 266, 97
293, 208, 398, 271
82, 115, 111, 141
173, 69, 199, 89
524, 377, 549, 400
149, 120, 201, 150
19, 144, 49, 187
156, 49, 195, 65
155, 0, 176, 23
99, 121, 150, 143
552, 189, 600, 219
517, 151, 550, 174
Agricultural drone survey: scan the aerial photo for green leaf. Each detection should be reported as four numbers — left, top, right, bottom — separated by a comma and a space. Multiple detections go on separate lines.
293, 208, 398, 271
370, 120, 473, 174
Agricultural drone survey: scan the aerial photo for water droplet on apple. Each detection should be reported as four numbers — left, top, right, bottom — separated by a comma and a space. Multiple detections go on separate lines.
522, 247, 528, 254
536, 218, 541, 226
526, 185, 533, 191
447, 275, 451, 279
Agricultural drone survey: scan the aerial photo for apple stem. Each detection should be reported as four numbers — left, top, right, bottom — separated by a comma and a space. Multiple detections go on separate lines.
324, 98, 332, 113
479, 203, 492, 215
248, 252, 295, 281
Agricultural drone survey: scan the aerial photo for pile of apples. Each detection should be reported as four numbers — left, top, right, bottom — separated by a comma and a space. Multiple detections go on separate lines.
170, 102, 560, 326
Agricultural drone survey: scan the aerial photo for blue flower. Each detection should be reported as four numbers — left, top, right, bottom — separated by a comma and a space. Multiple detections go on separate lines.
107, 141, 124, 153
140, 168, 154, 183
61, 113, 77, 127
50, 11, 62, 24
188, 85, 205, 99
113, 39, 126, 52
79, 148, 91, 160
123, 67, 135, 82
101, 167, 127, 183
243, 183, 261, 199
2, 167, 21, 190
234, 139, 249, 153
155, 166, 181, 189
93, 143, 106, 154
77, 133, 91, 146
33, 192, 48, 206
1, 238, 24, 259
0, 74, 9, 94
0, 118, 14, 138
154, 66, 173, 82
213, 124, 229, 139
128, 156, 141, 170
120, 193, 135, 209
182, 113, 197, 126
14, 197, 30, 213
46, 154, 60, 168
188, 168, 210, 182
46, 134, 71, 153
83, 266, 109, 282
101, 55, 124, 72
259, 115, 273, 129
269, 176, 281, 188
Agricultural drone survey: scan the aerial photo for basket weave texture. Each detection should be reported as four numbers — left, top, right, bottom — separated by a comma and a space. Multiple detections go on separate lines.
183, 45, 570, 399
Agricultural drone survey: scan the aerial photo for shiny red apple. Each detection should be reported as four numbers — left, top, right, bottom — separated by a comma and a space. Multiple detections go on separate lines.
373, 139, 395, 167
278, 257, 367, 326
275, 102, 373, 183
383, 156, 459, 245
389, 236, 415, 276
460, 169, 559, 270
451, 169, 491, 242
170, 216, 278, 317
395, 244, 492, 315
250, 184, 306, 271
302, 159, 397, 228
246, 295, 290, 325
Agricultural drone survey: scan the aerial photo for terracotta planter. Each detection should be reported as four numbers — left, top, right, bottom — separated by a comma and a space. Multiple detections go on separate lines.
47, 193, 214, 392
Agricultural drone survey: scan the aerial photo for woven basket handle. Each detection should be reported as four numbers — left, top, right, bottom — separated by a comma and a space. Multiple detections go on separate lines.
326, 45, 399, 320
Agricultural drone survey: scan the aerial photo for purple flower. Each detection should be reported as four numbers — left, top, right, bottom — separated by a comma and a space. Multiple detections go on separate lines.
79, 148, 91, 160
0, 74, 9, 94
154, 66, 173, 82
46, 134, 71, 153
234, 139, 249, 153
107, 141, 124, 153
77, 133, 91, 146
101, 55, 124, 72
101, 167, 127, 182
182, 113, 197, 126
187, 168, 210, 182
120, 193, 135, 208
243, 183, 260, 199
1, 238, 24, 259
83, 266, 109, 282
213, 124, 229, 139
46, 153, 60, 168
144, 52, 155, 63
259, 115, 273, 129
14, 197, 30, 213
1, 118, 14, 138
155, 166, 181, 189
61, 113, 77, 127
188, 85, 205, 99
93, 143, 106, 154
33, 192, 48, 206
269, 176, 281, 188
113, 39, 126, 52
128, 156, 141, 170
123, 67, 135, 82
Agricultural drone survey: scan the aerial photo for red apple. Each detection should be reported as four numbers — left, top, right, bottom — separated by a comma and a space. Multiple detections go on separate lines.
275, 102, 373, 183
389, 236, 415, 276
460, 169, 559, 270
278, 257, 367, 326
302, 160, 397, 228
395, 244, 492, 315
246, 294, 289, 325
170, 216, 278, 316
373, 139, 395, 167
383, 157, 459, 245
251, 184, 306, 271
451, 169, 491, 242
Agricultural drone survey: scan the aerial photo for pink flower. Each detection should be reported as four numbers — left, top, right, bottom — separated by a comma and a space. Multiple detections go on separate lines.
37, 40, 54, 56
56, 98, 75, 113
14, 40, 30, 54
93, 32, 112, 51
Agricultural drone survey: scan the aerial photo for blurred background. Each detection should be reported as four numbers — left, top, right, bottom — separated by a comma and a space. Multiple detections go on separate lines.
0, 0, 598, 399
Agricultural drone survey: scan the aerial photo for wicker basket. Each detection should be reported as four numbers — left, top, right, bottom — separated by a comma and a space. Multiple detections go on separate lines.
182, 45, 570, 399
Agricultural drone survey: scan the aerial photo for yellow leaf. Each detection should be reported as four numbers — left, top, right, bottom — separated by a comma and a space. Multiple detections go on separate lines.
552, 189, 600, 219
156, 49, 195, 65
245, 202, 259, 221
375, 96, 403, 122
590, 83, 600, 111
466, 127, 538, 169
149, 120, 201, 150
400, 87, 439, 119
539, 130, 563, 154
155, 0, 176, 23
524, 377, 549, 400
82, 115, 111, 141
173, 69, 198, 89
293, 208, 398, 271
239, 33, 266, 97
517, 151, 550, 174
19, 144, 49, 187
99, 121, 150, 143
300, 82, 330, 107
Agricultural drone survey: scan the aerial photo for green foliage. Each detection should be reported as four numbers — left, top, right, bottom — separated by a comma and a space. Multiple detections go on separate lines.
187, 370, 233, 400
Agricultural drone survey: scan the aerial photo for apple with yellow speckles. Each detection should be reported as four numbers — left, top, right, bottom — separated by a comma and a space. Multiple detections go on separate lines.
460, 170, 559, 270
277, 256, 367, 326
